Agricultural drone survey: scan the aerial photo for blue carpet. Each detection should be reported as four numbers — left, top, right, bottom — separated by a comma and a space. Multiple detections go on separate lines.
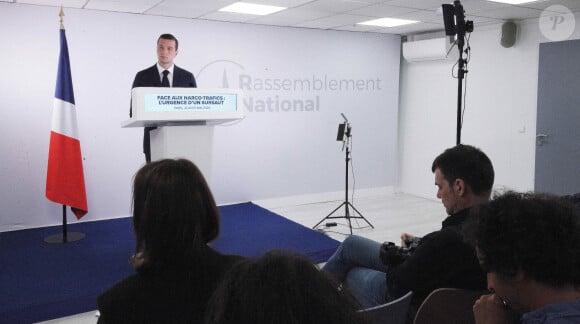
0, 202, 339, 324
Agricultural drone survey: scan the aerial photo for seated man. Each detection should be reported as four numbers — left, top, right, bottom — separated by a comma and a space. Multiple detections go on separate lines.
322, 144, 493, 317
473, 192, 580, 324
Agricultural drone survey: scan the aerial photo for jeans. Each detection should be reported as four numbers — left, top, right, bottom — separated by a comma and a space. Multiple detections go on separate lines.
322, 235, 388, 308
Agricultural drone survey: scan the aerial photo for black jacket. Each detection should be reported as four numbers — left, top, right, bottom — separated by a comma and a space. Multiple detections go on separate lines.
97, 247, 242, 324
386, 208, 486, 320
132, 64, 197, 89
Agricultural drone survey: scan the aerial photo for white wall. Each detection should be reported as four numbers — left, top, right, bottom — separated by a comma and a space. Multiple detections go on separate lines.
0, 3, 401, 231
398, 15, 580, 200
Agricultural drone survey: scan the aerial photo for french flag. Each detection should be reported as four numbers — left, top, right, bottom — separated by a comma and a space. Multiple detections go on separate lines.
46, 28, 88, 219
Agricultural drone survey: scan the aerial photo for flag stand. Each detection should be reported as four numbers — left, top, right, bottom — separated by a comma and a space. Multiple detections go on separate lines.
44, 8, 88, 241
44, 205, 86, 243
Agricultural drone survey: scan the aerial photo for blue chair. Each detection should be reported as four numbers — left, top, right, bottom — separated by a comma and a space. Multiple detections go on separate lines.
358, 291, 413, 324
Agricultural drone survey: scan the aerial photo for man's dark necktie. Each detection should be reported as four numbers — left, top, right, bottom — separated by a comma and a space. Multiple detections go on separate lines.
161, 70, 170, 87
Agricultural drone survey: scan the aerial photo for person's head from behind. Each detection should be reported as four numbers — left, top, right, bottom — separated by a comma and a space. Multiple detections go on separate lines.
205, 250, 365, 324
474, 191, 580, 313
157, 33, 179, 68
431, 144, 494, 214
132, 159, 219, 273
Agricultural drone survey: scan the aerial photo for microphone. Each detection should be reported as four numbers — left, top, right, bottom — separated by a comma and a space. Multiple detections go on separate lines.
341, 113, 348, 122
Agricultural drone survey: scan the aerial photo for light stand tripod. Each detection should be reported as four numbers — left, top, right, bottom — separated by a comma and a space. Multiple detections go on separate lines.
313, 116, 374, 234
442, 0, 473, 145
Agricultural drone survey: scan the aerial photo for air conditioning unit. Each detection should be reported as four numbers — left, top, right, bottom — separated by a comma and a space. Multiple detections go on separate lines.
402, 37, 458, 63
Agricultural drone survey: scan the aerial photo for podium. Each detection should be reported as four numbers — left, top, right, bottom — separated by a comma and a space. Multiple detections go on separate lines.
122, 87, 244, 182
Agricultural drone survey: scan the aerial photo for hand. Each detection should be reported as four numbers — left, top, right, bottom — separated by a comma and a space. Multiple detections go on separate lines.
400, 233, 414, 247
473, 294, 513, 324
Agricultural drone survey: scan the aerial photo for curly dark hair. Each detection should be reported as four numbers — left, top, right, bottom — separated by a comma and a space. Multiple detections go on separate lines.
475, 191, 580, 287
205, 250, 367, 324
431, 144, 494, 197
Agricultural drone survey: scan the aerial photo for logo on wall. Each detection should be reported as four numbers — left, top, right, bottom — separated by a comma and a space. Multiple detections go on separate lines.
539, 5, 575, 42
197, 59, 383, 113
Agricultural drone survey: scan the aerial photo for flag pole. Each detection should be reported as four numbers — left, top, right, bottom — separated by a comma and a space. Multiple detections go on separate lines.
59, 6, 64, 30
44, 6, 87, 244
62, 204, 67, 242
45, 205, 86, 243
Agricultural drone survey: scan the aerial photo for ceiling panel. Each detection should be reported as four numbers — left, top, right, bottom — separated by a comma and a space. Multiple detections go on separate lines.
145, 0, 234, 18
461, 0, 510, 12
9, 0, 580, 36
398, 8, 444, 23
478, 5, 544, 20
16, 0, 87, 8
297, 0, 373, 14
201, 11, 259, 23
244, 0, 313, 7
249, 7, 332, 25
348, 3, 419, 17
521, 0, 580, 11
385, 0, 451, 10
297, 13, 372, 29
84, 0, 162, 14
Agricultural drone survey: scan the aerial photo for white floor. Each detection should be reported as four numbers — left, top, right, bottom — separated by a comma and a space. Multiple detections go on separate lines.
36, 192, 444, 324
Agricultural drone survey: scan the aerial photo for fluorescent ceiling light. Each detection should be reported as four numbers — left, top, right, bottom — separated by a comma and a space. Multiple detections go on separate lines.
219, 2, 286, 15
485, 0, 538, 4
358, 18, 419, 28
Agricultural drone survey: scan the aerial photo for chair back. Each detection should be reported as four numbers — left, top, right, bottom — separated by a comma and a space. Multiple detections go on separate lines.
358, 291, 413, 324
413, 288, 487, 324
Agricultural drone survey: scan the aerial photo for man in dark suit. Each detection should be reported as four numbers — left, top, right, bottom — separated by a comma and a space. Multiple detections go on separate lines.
131, 33, 197, 163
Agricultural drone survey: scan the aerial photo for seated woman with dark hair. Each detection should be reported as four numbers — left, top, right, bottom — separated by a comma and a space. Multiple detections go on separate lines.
97, 159, 244, 324
205, 250, 368, 324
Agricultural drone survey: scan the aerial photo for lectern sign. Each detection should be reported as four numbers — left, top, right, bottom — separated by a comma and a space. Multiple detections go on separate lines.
145, 93, 238, 113
122, 87, 243, 128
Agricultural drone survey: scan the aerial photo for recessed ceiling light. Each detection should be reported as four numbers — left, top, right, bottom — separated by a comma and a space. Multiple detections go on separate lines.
485, 0, 539, 4
358, 18, 419, 28
219, 2, 286, 15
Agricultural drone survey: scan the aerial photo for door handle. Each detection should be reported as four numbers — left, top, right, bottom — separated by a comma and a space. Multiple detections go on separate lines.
536, 133, 549, 145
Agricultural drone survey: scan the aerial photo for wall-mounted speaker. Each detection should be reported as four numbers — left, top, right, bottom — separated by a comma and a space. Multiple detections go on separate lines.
501, 21, 517, 48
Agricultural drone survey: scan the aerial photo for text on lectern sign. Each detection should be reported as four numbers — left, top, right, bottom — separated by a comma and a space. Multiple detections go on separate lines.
144, 93, 238, 112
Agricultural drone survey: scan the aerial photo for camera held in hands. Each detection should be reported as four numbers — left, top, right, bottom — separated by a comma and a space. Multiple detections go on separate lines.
379, 238, 420, 267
